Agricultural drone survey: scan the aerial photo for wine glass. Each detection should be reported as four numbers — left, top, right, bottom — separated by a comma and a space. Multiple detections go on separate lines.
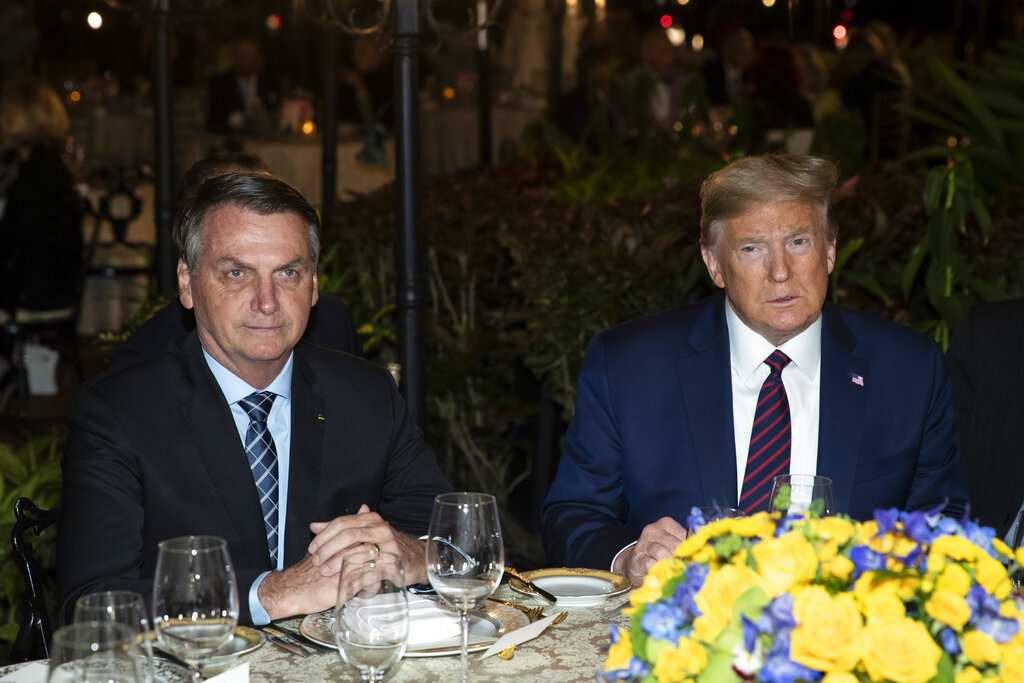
335, 551, 409, 682
151, 536, 239, 681
686, 505, 744, 532
426, 492, 504, 683
48, 621, 138, 683
1009, 510, 1024, 592
74, 591, 154, 683
768, 474, 836, 517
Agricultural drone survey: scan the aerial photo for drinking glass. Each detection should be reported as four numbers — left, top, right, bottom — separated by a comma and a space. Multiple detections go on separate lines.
48, 621, 138, 683
686, 505, 744, 532
74, 591, 154, 683
426, 492, 504, 683
1010, 510, 1024, 592
768, 474, 836, 517
151, 536, 239, 681
335, 551, 409, 682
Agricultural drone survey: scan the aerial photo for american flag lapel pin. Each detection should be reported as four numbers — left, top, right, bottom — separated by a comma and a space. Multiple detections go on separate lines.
317, 412, 326, 421
850, 372, 865, 387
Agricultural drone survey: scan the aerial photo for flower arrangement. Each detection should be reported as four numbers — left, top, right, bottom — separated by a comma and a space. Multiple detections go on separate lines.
602, 507, 1024, 683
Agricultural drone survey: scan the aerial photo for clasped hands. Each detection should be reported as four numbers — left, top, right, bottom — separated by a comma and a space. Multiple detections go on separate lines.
258, 504, 425, 619
612, 516, 693, 588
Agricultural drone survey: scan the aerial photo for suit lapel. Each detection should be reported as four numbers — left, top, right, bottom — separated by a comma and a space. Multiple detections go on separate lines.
678, 293, 738, 507
179, 334, 270, 571
816, 305, 868, 515
284, 346, 326, 564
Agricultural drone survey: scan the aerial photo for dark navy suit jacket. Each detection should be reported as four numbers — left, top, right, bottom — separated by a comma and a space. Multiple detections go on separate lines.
541, 292, 969, 569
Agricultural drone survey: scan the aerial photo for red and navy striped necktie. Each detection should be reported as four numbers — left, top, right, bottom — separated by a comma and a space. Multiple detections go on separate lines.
739, 350, 792, 513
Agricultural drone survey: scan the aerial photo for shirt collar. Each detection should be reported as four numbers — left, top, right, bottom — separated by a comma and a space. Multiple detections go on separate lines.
201, 349, 294, 405
724, 298, 822, 385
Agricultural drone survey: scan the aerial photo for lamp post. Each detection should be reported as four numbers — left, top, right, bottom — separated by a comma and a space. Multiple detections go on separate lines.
312, 0, 503, 428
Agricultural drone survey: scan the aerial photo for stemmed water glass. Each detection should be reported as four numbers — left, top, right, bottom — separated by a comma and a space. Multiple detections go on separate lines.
768, 474, 836, 517
335, 551, 409, 682
151, 536, 239, 681
47, 621, 138, 683
74, 591, 154, 683
426, 492, 504, 683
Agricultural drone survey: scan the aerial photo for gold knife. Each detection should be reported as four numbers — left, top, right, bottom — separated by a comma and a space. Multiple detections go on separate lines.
504, 567, 557, 604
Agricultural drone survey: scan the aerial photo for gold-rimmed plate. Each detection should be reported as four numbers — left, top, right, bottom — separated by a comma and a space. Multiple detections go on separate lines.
146, 625, 264, 666
508, 568, 630, 607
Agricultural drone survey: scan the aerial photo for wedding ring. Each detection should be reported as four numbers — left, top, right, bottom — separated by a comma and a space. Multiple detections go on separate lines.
370, 542, 380, 557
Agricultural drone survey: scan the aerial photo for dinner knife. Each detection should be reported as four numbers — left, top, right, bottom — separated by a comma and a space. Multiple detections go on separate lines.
504, 567, 557, 604
265, 624, 336, 654
264, 632, 308, 657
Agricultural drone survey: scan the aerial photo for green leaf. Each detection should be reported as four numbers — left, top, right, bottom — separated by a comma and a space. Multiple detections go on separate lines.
902, 241, 929, 300
928, 57, 1006, 149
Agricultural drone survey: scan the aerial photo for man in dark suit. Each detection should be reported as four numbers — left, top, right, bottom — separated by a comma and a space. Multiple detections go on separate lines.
58, 173, 452, 624
541, 154, 968, 586
947, 298, 1024, 538
207, 38, 280, 132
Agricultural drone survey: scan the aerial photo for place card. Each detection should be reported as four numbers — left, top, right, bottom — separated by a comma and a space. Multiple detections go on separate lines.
477, 613, 559, 660
0, 661, 47, 683
206, 661, 249, 683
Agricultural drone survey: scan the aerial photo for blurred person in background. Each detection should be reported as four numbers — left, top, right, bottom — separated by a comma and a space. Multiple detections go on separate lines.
640, 28, 689, 133
0, 77, 83, 410
793, 43, 842, 124
749, 42, 814, 142
207, 37, 281, 132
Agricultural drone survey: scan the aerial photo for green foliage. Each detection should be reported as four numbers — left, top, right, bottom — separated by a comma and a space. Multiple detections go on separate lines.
0, 432, 64, 647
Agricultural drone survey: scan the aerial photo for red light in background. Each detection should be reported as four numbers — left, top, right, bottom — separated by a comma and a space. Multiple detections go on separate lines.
841, 8, 854, 22
833, 24, 847, 41
660, 14, 673, 28
266, 13, 282, 30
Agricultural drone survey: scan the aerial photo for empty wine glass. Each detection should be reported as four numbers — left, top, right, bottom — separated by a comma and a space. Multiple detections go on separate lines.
48, 621, 138, 683
1009, 510, 1024, 593
335, 551, 409, 682
768, 474, 836, 517
686, 505, 744, 532
151, 536, 238, 681
426, 492, 504, 683
74, 591, 153, 683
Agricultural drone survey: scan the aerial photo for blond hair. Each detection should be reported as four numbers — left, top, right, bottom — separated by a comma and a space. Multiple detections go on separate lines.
0, 78, 70, 146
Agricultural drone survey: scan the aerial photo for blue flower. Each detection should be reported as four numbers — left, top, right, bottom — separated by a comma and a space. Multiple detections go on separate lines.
849, 545, 887, 577
940, 627, 961, 655
759, 632, 822, 683
741, 614, 758, 653
609, 622, 622, 644
686, 506, 707, 531
670, 565, 706, 621
597, 657, 650, 682
900, 510, 934, 545
641, 601, 685, 642
757, 594, 798, 633
874, 508, 900, 535
976, 614, 1021, 644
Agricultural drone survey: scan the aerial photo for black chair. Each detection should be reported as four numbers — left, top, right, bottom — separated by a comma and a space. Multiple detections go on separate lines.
9, 497, 59, 663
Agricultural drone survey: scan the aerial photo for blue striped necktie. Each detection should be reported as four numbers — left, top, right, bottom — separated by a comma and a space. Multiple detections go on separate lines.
739, 350, 792, 514
239, 391, 280, 566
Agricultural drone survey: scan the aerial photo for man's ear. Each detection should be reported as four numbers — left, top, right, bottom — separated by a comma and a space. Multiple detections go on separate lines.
701, 245, 726, 289
178, 260, 195, 310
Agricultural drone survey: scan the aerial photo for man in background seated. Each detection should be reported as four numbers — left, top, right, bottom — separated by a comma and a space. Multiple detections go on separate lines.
111, 153, 363, 371
946, 298, 1024, 539
58, 173, 452, 624
207, 38, 280, 132
542, 154, 968, 586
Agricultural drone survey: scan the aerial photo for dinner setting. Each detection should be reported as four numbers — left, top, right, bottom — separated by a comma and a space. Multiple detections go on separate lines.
5, 0, 1024, 682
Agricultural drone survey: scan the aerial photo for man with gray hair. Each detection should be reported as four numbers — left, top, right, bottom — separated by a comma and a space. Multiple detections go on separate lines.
542, 154, 968, 586
58, 173, 452, 624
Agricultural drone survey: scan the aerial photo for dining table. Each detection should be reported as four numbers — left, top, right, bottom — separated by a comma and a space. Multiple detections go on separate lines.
212, 585, 627, 682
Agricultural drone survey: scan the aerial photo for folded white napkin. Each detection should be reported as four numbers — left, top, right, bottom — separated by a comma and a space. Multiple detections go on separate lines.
0, 661, 47, 683
477, 613, 559, 660
206, 661, 249, 683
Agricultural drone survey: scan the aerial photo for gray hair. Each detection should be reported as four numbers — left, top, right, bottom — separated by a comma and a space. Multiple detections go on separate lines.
699, 154, 838, 249
174, 172, 321, 272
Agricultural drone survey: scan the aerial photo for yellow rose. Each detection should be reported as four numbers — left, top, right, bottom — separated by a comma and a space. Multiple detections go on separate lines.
930, 536, 980, 572
791, 585, 864, 672
819, 539, 839, 562
993, 538, 1014, 562
1015, 547, 1024, 568
631, 557, 683, 605
925, 589, 972, 630
606, 636, 633, 671
937, 564, 973, 597
675, 527, 713, 559
729, 513, 777, 539
653, 637, 707, 683
813, 517, 856, 545
964, 630, 1002, 667
752, 531, 819, 596
861, 588, 906, 623
692, 565, 763, 643
822, 555, 855, 581
956, 666, 983, 683
863, 618, 942, 683
871, 532, 918, 560
822, 674, 860, 683
1000, 630, 1024, 681
977, 554, 1012, 599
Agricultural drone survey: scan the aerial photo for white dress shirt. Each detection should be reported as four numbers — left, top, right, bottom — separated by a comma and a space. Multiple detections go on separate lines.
725, 300, 821, 498
203, 349, 294, 625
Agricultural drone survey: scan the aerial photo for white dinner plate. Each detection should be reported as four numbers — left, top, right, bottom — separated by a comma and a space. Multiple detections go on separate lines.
147, 625, 265, 667
508, 568, 631, 607
0, 658, 193, 683
299, 596, 530, 657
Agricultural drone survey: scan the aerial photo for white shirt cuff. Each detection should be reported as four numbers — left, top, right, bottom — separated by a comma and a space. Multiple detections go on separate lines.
249, 571, 272, 625
611, 541, 638, 573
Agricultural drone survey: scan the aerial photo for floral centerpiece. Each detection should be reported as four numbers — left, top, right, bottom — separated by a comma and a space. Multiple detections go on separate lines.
602, 507, 1024, 683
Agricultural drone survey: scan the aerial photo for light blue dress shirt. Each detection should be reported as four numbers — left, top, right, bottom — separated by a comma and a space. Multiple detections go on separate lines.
202, 349, 293, 625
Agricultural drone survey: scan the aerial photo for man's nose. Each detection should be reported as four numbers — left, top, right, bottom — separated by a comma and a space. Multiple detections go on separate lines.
253, 277, 278, 314
766, 245, 791, 282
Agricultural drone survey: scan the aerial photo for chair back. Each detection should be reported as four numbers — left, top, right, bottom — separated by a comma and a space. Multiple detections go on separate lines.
8, 497, 59, 663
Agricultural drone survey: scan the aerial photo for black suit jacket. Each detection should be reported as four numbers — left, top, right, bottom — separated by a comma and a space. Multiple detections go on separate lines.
58, 334, 451, 624
947, 298, 1024, 537
110, 294, 364, 372
207, 71, 280, 132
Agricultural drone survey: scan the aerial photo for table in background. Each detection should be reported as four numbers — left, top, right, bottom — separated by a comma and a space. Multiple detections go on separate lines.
235, 586, 625, 682
420, 101, 543, 176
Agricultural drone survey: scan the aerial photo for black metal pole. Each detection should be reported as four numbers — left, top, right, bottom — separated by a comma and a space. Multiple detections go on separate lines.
546, 0, 565, 121
394, 0, 424, 427
153, 0, 175, 295
477, 4, 492, 167
321, 27, 339, 222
